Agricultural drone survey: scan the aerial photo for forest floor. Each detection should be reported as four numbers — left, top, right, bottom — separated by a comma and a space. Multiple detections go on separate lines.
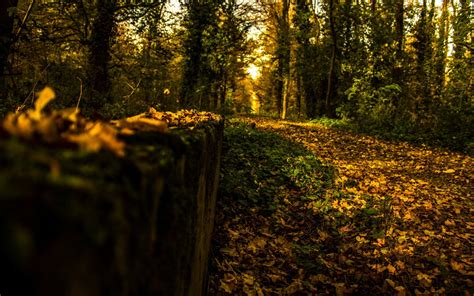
209, 116, 473, 295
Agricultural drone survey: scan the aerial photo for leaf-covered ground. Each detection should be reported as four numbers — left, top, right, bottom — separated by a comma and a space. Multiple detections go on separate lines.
209, 117, 473, 295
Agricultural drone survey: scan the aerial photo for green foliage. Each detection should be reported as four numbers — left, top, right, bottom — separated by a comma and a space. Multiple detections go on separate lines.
344, 75, 402, 128
283, 154, 329, 196
309, 116, 350, 130
220, 120, 333, 211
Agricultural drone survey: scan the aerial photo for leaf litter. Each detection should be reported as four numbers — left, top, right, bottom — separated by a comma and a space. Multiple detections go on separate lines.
209, 117, 473, 295
1, 87, 221, 157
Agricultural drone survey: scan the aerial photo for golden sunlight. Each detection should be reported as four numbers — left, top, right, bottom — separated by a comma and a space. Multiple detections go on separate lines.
247, 64, 260, 80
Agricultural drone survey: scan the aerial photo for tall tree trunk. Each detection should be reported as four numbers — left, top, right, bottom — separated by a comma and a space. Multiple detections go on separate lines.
87, 0, 116, 113
0, 0, 18, 89
219, 71, 227, 111
181, 0, 216, 109
296, 73, 302, 117
325, 0, 338, 116
181, 5, 203, 108
142, 32, 153, 104
395, 0, 404, 59
392, 0, 405, 88
276, 0, 291, 119
453, 0, 470, 59
295, 0, 313, 118
282, 76, 288, 119
434, 0, 448, 92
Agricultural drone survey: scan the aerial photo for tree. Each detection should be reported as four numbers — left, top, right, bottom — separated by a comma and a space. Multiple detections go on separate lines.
181, 0, 251, 111
85, 0, 117, 113
275, 0, 290, 119
0, 0, 19, 89
181, 0, 219, 109
325, 0, 338, 116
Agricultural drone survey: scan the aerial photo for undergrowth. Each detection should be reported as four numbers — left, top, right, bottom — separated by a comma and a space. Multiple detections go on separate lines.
220, 119, 334, 213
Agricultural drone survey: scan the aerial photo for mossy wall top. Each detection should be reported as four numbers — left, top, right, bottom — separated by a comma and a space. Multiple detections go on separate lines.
0, 115, 224, 296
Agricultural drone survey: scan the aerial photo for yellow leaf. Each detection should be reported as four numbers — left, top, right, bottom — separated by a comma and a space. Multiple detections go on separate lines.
220, 281, 234, 293
65, 133, 102, 153
16, 113, 35, 139
242, 273, 255, 286
65, 122, 125, 157
423, 229, 435, 236
397, 235, 407, 243
113, 117, 168, 133
444, 219, 455, 226
395, 260, 405, 270
36, 116, 59, 143
387, 264, 397, 274
220, 248, 238, 257
416, 273, 432, 287
450, 260, 464, 272
309, 274, 330, 284
284, 279, 303, 294
268, 274, 284, 282
33, 87, 56, 119
443, 169, 455, 173
255, 285, 264, 296
385, 278, 396, 288
334, 283, 345, 296
395, 286, 406, 296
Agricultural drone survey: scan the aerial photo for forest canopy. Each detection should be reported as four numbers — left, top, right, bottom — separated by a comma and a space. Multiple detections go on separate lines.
0, 0, 472, 151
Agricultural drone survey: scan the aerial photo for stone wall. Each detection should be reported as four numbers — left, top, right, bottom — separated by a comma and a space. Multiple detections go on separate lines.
0, 119, 223, 296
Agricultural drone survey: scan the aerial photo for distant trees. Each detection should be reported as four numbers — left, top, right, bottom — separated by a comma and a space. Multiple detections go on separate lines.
253, 0, 472, 150
181, 0, 252, 111
2, 0, 171, 116
0, 0, 471, 150
1, 0, 253, 115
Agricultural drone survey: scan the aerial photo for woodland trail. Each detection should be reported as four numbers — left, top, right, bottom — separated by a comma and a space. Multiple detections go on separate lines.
209, 117, 473, 295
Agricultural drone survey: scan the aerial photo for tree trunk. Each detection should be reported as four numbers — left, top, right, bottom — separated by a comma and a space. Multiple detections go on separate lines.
434, 0, 448, 91
453, 0, 470, 59
395, 0, 404, 59
282, 76, 288, 119
295, 73, 302, 117
218, 71, 227, 111
325, 0, 337, 116
0, 0, 18, 88
181, 15, 204, 108
276, 0, 290, 119
86, 0, 116, 113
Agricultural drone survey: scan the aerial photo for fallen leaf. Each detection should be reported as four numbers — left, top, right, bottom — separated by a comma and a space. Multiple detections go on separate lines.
242, 273, 255, 286
32, 87, 56, 120
387, 264, 397, 274
395, 286, 406, 296
385, 278, 396, 288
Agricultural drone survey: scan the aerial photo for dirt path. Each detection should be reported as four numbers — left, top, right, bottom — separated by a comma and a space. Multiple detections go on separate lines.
210, 117, 473, 295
